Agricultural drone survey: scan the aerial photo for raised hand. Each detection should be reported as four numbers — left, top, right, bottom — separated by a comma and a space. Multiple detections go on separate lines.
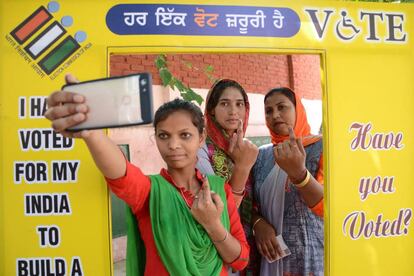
45, 74, 128, 179
191, 177, 224, 231
44, 74, 91, 138
228, 119, 258, 169
273, 127, 307, 184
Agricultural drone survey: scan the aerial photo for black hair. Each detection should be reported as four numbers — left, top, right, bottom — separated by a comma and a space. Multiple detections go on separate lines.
264, 87, 296, 106
206, 79, 248, 115
153, 98, 204, 134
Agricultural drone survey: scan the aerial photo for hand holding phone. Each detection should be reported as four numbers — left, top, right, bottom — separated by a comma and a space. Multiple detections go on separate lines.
62, 73, 153, 131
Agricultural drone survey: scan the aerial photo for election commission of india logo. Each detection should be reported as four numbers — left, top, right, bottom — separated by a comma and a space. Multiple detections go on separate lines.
6, 1, 91, 79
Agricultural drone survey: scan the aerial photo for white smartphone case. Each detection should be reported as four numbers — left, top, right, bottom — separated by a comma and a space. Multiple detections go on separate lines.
63, 74, 152, 131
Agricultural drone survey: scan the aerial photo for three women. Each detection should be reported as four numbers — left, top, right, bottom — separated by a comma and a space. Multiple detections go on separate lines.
45, 74, 324, 276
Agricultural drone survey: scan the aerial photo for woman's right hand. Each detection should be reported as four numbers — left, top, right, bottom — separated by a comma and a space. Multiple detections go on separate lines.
44, 74, 92, 139
273, 127, 306, 183
228, 120, 258, 169
254, 218, 283, 262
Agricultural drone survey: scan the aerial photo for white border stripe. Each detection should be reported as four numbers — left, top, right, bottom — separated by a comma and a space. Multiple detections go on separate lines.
28, 25, 63, 56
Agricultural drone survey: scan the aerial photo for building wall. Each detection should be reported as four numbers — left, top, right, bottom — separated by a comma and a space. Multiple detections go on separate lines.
109, 53, 321, 100
290, 55, 322, 100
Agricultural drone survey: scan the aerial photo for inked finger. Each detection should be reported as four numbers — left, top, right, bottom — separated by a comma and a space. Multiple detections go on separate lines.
228, 133, 237, 153
201, 177, 212, 202
288, 126, 296, 144
237, 119, 244, 146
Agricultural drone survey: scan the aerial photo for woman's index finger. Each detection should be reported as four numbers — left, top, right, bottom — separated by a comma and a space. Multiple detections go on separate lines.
288, 127, 296, 143
201, 177, 212, 201
237, 119, 244, 145
228, 133, 237, 153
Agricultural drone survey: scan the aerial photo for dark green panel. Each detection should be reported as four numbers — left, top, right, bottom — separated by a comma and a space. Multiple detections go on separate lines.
111, 144, 130, 238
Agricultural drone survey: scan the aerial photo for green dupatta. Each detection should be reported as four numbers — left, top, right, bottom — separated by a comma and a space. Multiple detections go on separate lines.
150, 174, 230, 276
126, 174, 230, 276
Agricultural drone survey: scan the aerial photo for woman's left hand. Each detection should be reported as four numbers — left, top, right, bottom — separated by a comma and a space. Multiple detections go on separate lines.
191, 178, 224, 231
273, 127, 307, 183
254, 219, 283, 261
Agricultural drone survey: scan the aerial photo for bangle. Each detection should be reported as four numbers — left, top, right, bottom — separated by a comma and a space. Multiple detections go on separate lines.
294, 170, 311, 188
252, 217, 263, 236
212, 230, 228, 243
231, 188, 245, 196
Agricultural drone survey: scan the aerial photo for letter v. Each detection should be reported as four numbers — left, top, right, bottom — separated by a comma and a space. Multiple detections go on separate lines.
19, 130, 30, 151
304, 9, 335, 40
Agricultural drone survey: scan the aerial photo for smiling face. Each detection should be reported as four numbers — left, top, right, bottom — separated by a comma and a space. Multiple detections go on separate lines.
264, 92, 296, 136
211, 87, 246, 135
155, 110, 205, 170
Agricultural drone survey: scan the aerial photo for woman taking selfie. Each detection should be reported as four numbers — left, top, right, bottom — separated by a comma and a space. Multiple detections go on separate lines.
45, 74, 250, 276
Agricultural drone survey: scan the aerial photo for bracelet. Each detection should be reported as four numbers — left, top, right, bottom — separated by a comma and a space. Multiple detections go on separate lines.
212, 230, 228, 243
252, 217, 263, 236
294, 170, 311, 188
231, 188, 245, 196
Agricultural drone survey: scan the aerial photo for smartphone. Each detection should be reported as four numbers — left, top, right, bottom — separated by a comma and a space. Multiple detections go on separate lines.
63, 73, 153, 131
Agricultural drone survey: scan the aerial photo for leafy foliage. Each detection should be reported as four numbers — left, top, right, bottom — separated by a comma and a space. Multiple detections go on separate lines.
155, 54, 210, 105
